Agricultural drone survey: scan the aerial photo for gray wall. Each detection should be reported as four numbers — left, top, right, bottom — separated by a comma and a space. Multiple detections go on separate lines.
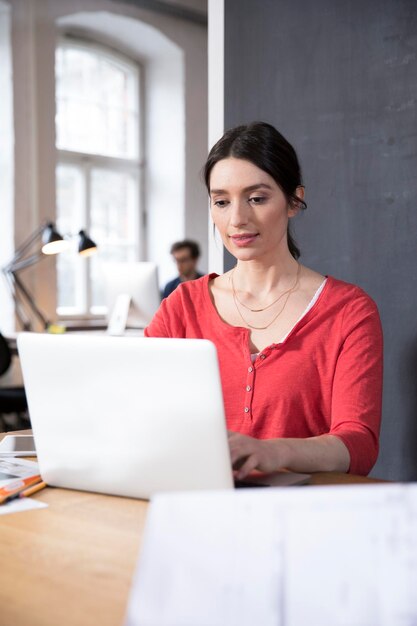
224, 0, 417, 480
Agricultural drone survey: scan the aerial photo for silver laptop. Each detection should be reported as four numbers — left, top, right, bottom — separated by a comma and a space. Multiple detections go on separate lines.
17, 333, 309, 499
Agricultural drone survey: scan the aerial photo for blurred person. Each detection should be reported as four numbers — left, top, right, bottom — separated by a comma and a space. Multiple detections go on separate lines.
162, 240, 204, 299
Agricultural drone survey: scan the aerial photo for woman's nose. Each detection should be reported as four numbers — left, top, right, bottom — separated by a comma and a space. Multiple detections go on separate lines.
230, 200, 249, 227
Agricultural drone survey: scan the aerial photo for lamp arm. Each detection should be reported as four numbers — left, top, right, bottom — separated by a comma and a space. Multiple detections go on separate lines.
2, 272, 33, 330
4, 252, 45, 274
8, 221, 50, 267
11, 272, 50, 330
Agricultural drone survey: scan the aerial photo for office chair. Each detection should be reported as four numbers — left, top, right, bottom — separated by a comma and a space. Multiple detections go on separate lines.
0, 332, 29, 431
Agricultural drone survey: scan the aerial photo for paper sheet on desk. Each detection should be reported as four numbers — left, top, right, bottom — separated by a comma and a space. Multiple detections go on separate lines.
124, 484, 417, 626
0, 458, 39, 487
0, 497, 47, 515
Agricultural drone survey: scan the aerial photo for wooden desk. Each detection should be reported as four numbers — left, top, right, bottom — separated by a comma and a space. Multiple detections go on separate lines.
0, 432, 385, 626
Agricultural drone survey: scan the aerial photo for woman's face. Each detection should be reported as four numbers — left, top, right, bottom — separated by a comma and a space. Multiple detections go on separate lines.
209, 157, 300, 262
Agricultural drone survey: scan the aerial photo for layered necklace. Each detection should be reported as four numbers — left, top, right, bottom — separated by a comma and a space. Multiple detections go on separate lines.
230, 263, 301, 330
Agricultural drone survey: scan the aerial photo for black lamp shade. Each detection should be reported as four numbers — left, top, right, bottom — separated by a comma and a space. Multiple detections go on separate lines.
78, 230, 97, 256
41, 223, 68, 255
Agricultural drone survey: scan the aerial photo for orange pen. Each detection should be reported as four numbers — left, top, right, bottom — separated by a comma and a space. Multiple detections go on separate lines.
0, 475, 42, 505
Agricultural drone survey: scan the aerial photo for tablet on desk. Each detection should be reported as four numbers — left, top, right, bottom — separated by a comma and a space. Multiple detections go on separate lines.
0, 435, 37, 457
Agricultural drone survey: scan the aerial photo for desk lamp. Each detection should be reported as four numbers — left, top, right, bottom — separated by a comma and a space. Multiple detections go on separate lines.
2, 221, 97, 331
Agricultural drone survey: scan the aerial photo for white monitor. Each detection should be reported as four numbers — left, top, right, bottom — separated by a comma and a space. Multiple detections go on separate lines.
103, 261, 160, 330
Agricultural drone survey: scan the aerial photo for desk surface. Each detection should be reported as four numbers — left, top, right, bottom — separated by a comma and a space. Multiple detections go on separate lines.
0, 431, 386, 626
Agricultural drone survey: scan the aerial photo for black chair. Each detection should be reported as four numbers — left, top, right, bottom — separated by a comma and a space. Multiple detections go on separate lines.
0, 332, 29, 431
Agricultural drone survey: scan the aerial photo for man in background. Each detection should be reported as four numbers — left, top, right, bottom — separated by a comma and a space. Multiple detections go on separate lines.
162, 240, 204, 299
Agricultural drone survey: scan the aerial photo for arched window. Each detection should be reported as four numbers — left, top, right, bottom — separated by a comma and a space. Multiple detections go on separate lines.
55, 39, 142, 315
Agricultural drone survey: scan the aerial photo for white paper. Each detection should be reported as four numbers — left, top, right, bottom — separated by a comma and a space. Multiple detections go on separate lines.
0, 458, 40, 488
124, 484, 417, 626
0, 497, 48, 516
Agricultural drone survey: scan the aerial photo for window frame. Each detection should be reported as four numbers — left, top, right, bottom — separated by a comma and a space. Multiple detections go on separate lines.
55, 36, 144, 320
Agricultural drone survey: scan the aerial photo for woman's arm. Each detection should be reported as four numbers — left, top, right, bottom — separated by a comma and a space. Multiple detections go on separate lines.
145, 285, 186, 337
228, 431, 350, 479
326, 294, 383, 475
230, 291, 382, 478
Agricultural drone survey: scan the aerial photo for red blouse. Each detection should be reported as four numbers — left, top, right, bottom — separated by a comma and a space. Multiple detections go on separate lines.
145, 274, 383, 475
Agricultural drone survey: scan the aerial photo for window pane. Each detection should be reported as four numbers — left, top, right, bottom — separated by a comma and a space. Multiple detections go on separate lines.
55, 45, 139, 159
55, 42, 141, 316
56, 164, 86, 312
90, 168, 139, 308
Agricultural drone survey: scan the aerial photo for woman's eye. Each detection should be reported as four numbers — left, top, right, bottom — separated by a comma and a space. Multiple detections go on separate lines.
213, 199, 228, 208
249, 196, 266, 205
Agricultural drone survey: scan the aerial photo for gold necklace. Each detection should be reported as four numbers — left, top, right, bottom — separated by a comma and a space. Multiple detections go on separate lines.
231, 264, 300, 331
230, 264, 300, 312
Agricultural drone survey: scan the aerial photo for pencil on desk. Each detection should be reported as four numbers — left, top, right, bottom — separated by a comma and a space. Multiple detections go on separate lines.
0, 474, 42, 504
20, 481, 47, 498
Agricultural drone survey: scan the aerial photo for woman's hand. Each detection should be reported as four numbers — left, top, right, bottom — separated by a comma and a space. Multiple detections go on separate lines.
227, 431, 289, 480
227, 431, 351, 479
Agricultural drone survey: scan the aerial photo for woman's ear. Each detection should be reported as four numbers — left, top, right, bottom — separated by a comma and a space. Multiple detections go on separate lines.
288, 186, 305, 217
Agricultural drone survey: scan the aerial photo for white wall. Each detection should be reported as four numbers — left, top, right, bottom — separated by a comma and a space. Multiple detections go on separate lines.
207, 0, 224, 274
145, 52, 185, 279
7, 0, 207, 327
0, 1, 14, 334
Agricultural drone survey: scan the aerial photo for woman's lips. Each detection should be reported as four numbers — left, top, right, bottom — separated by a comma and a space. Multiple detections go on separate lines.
229, 233, 259, 247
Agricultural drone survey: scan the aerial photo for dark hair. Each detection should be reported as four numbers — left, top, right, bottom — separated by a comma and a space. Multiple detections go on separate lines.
170, 239, 200, 259
203, 121, 307, 259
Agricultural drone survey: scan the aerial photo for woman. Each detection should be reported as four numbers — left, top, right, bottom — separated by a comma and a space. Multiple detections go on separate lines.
146, 122, 383, 478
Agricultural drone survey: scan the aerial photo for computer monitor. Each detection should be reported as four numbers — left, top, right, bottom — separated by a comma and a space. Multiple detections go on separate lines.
102, 261, 160, 330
